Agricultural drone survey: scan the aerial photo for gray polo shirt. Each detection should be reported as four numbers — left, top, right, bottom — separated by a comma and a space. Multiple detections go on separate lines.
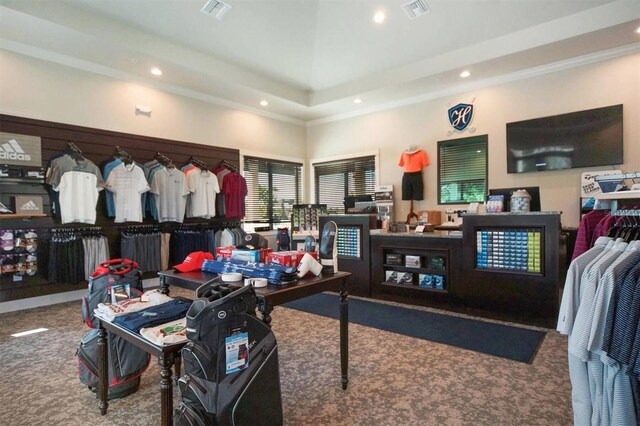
149, 167, 189, 223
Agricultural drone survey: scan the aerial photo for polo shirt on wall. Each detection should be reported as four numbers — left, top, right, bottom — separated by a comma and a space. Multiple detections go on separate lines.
105, 162, 150, 223
149, 167, 189, 223
187, 169, 220, 219
53, 158, 104, 224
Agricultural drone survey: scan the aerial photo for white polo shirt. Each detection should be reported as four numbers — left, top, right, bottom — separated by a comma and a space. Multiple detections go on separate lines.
105, 163, 150, 223
187, 170, 220, 219
149, 167, 190, 223
55, 170, 102, 224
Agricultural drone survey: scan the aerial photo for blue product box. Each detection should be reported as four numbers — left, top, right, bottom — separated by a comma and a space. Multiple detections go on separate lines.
231, 249, 261, 263
418, 274, 434, 288
433, 275, 445, 290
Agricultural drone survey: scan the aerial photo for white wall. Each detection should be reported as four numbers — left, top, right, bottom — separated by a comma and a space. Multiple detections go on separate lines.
0, 49, 307, 160
306, 53, 640, 228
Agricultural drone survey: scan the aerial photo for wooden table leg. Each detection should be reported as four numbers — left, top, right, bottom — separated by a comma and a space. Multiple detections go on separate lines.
258, 299, 273, 326
97, 322, 109, 415
339, 279, 349, 390
159, 274, 170, 296
159, 352, 175, 426
174, 352, 182, 384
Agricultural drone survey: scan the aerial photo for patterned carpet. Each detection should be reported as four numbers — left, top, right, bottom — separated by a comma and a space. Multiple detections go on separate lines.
0, 289, 572, 425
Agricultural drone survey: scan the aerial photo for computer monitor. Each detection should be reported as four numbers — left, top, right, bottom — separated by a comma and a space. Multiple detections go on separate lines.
487, 186, 541, 212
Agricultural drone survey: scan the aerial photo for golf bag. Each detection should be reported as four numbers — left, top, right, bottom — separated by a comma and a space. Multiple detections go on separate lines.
174, 279, 283, 426
76, 328, 151, 400
82, 258, 143, 329
77, 258, 149, 399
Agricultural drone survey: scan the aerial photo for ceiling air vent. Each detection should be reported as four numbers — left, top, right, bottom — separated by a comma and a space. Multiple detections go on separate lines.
201, 0, 232, 21
402, 0, 429, 20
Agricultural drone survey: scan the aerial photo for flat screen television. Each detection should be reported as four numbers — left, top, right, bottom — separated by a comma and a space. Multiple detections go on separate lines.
506, 104, 623, 173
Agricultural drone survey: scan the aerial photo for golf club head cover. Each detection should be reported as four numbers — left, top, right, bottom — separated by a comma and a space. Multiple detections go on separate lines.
304, 235, 316, 252
319, 221, 338, 274
296, 253, 323, 278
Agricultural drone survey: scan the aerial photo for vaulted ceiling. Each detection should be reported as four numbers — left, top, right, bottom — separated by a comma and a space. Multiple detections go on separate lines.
1, 0, 639, 124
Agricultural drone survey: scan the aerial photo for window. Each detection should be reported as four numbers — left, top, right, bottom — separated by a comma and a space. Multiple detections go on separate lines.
244, 156, 302, 230
313, 156, 376, 214
438, 135, 488, 204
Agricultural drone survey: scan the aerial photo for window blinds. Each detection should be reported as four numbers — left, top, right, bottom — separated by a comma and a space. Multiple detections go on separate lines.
313, 156, 376, 213
244, 156, 302, 226
438, 136, 488, 204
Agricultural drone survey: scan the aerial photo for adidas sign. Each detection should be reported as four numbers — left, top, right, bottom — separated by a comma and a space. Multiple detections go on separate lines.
0, 139, 32, 162
20, 201, 39, 211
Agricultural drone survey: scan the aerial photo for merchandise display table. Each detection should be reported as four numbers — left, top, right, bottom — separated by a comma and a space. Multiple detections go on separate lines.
158, 269, 351, 389
95, 314, 187, 426
95, 270, 350, 426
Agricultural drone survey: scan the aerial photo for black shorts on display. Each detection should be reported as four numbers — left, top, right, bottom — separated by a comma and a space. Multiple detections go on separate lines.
402, 171, 424, 200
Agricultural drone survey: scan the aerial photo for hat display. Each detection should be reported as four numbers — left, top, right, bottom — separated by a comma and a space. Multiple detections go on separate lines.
174, 251, 214, 272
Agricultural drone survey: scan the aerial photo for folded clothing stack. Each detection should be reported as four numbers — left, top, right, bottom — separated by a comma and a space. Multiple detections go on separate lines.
202, 257, 298, 284
113, 299, 191, 333
140, 318, 188, 346
94, 289, 173, 322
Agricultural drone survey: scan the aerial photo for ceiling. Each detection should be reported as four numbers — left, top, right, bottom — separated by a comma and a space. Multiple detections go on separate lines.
1, 0, 639, 124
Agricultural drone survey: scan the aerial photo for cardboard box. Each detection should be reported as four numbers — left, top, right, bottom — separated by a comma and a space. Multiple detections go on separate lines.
217, 246, 272, 263
405, 255, 421, 268
418, 210, 442, 225
267, 250, 317, 267
14, 195, 43, 215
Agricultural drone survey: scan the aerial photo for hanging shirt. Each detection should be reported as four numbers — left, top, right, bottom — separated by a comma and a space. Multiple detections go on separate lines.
223, 172, 247, 219
149, 167, 190, 223
53, 158, 104, 224
187, 169, 220, 219
102, 158, 122, 218
398, 149, 430, 173
105, 162, 150, 223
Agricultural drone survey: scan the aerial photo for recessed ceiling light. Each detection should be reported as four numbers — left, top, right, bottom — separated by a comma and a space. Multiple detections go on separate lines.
150, 67, 163, 76
260, 100, 269, 107
460, 70, 471, 78
373, 11, 386, 24
353, 98, 362, 104
636, 26, 640, 34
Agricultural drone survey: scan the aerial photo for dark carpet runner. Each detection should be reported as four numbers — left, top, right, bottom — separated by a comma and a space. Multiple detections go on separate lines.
283, 293, 545, 364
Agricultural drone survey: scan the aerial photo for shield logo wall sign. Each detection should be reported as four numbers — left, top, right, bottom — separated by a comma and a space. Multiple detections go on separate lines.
448, 103, 474, 131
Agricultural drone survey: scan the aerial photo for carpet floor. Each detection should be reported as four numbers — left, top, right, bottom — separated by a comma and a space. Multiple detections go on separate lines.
0, 289, 573, 425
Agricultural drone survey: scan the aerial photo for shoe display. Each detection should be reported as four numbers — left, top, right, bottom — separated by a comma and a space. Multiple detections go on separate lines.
319, 221, 338, 274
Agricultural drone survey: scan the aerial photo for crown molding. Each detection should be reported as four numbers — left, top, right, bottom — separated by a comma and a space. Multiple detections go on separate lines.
0, 39, 306, 127
306, 43, 640, 127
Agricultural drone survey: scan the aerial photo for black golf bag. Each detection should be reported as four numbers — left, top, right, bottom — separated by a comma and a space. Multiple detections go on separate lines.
174, 279, 283, 426
77, 258, 149, 399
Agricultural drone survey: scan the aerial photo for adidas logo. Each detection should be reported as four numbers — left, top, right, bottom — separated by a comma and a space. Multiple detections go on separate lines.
20, 201, 39, 211
0, 139, 31, 161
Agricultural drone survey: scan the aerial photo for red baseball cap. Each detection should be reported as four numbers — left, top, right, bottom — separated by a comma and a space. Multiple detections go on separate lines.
174, 251, 214, 272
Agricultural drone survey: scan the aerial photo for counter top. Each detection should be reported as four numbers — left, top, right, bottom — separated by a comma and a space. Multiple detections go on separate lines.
370, 229, 462, 239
